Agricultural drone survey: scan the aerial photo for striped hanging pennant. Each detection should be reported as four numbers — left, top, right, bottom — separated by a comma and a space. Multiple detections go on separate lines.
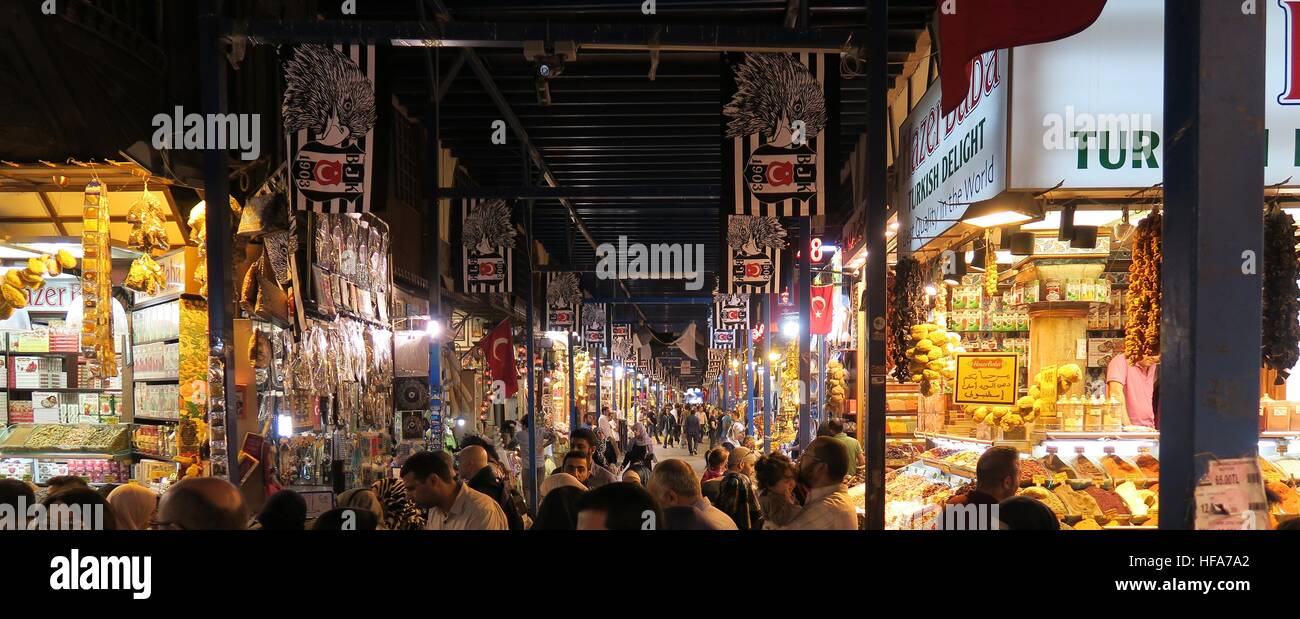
712, 329, 738, 349
713, 292, 750, 327
283, 44, 378, 213
460, 198, 515, 293
725, 215, 786, 294
544, 272, 581, 331
723, 52, 835, 218
582, 302, 607, 345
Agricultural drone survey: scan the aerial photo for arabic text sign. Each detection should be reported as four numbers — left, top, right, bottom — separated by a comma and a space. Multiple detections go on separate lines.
953, 353, 1018, 406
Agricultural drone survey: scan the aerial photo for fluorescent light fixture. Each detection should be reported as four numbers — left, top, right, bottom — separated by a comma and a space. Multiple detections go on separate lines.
960, 193, 1045, 228
277, 414, 294, 438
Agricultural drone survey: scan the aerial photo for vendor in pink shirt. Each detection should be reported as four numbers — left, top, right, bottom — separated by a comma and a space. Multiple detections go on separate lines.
1107, 352, 1159, 428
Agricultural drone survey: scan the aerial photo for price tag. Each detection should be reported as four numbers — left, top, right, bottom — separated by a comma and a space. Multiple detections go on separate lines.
1053, 472, 1069, 485
1032, 474, 1046, 486
1126, 474, 1141, 485
1091, 475, 1106, 486
1194, 457, 1268, 530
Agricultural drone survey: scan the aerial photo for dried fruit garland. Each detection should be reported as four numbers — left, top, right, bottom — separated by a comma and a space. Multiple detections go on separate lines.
1125, 212, 1162, 362
984, 231, 998, 297
889, 257, 927, 382
1263, 206, 1300, 380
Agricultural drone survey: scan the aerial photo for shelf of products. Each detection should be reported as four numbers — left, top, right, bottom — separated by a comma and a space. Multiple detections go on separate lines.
130, 300, 181, 345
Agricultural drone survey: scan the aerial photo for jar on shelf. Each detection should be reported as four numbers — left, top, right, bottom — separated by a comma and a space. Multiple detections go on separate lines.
1103, 395, 1124, 432
1061, 396, 1084, 431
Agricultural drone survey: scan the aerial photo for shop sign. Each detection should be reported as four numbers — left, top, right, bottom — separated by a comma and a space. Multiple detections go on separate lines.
713, 330, 737, 348
900, 50, 1009, 252
953, 352, 1018, 406
1009, 0, 1300, 189
23, 280, 80, 311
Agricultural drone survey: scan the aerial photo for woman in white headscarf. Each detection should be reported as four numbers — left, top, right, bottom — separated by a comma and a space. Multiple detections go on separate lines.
106, 484, 158, 530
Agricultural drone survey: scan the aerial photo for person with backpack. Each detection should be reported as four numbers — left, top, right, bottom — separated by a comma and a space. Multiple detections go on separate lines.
712, 447, 763, 530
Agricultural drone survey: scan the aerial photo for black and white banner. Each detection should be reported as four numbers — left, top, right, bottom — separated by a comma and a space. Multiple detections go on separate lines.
583, 302, 607, 345
714, 293, 750, 327
545, 272, 581, 331
726, 215, 785, 294
461, 199, 515, 293
723, 52, 835, 218
712, 329, 738, 349
283, 44, 378, 213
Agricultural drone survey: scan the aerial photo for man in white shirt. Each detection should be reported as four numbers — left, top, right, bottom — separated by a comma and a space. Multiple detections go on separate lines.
400, 451, 507, 531
780, 437, 858, 530
647, 459, 738, 530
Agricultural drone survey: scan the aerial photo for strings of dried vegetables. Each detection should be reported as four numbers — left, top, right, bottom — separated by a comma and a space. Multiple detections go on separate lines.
1125, 212, 1162, 363
984, 231, 998, 297
1263, 205, 1300, 380
890, 257, 926, 382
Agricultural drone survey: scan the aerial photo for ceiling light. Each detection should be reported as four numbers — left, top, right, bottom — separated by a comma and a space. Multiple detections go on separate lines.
960, 193, 1045, 228
1070, 225, 1099, 249
1009, 232, 1036, 256
1058, 204, 1078, 241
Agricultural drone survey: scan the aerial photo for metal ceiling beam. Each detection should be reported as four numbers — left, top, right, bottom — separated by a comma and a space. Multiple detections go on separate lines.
226, 19, 860, 55
436, 185, 721, 200
34, 192, 67, 235
420, 0, 647, 322
436, 48, 469, 102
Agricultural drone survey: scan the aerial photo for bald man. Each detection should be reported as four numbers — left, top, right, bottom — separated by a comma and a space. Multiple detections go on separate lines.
460, 445, 524, 530
648, 459, 737, 530
621, 470, 642, 486
155, 477, 247, 530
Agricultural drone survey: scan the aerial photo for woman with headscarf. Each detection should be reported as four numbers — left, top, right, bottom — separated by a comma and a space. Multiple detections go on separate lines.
106, 484, 158, 531
371, 477, 426, 530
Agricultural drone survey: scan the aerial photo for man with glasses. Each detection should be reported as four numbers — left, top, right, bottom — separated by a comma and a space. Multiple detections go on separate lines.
152, 477, 247, 530
779, 437, 857, 530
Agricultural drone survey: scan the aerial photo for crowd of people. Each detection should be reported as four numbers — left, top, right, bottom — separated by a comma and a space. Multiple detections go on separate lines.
0, 402, 865, 531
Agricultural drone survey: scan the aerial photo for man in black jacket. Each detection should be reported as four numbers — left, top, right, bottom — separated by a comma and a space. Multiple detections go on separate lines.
684, 408, 702, 455
457, 445, 525, 530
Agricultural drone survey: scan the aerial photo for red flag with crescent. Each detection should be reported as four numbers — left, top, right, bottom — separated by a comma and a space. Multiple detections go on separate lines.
810, 285, 835, 335
479, 319, 519, 398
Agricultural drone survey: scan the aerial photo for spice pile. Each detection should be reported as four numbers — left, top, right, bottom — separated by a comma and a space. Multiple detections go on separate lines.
1018, 458, 1050, 485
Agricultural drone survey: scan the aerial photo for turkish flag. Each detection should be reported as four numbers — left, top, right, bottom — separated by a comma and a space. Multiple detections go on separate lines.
479, 319, 519, 398
810, 285, 835, 335
937, 0, 1107, 115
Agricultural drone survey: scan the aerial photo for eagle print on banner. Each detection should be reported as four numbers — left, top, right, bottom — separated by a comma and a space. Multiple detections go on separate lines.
461, 198, 516, 293
726, 214, 786, 294
724, 53, 830, 217
283, 44, 378, 213
582, 302, 607, 346
545, 272, 582, 331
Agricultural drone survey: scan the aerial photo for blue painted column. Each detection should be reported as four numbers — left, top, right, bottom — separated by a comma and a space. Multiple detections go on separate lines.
1160, 0, 1265, 529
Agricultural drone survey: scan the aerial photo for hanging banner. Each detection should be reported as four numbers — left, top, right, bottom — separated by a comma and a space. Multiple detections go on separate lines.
460, 198, 515, 293
713, 330, 738, 349
714, 293, 750, 327
723, 53, 836, 217
583, 303, 607, 344
283, 44, 378, 213
612, 324, 631, 341
726, 215, 786, 294
545, 272, 581, 331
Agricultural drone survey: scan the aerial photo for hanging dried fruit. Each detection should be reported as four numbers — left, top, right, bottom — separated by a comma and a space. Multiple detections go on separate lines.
889, 257, 926, 382
984, 230, 998, 297
1263, 206, 1300, 380
1125, 212, 1162, 363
